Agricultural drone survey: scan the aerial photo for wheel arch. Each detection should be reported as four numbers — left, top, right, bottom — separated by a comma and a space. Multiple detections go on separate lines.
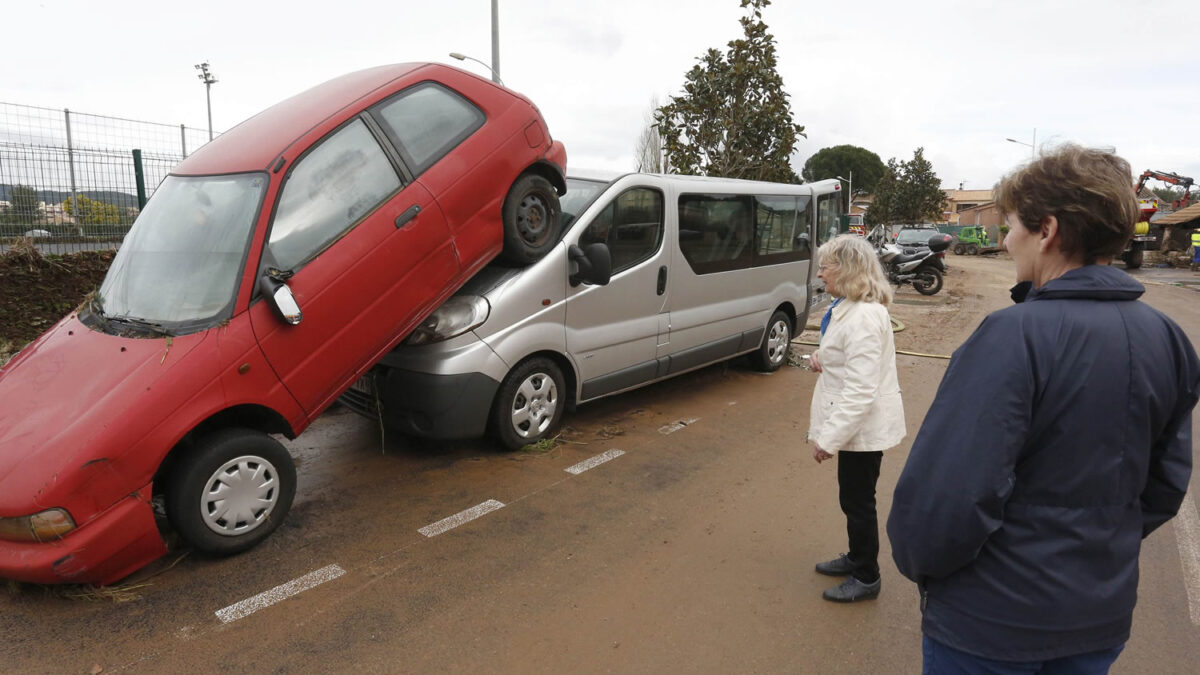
153, 404, 295, 495
522, 161, 567, 196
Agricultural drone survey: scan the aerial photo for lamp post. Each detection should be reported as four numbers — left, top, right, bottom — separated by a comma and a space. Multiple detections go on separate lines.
194, 61, 217, 141
449, 52, 505, 86
836, 171, 853, 214
1005, 128, 1036, 159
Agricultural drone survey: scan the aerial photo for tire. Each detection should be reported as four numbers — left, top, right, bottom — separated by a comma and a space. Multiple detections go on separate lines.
500, 174, 562, 265
967, 244, 979, 255
913, 266, 943, 295
1123, 248, 1144, 269
492, 357, 566, 450
750, 310, 792, 372
953, 244, 964, 255
166, 428, 297, 556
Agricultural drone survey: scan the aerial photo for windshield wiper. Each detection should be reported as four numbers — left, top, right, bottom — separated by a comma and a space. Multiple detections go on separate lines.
105, 315, 171, 336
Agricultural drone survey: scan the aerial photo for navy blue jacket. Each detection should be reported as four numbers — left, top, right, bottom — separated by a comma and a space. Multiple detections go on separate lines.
887, 265, 1200, 661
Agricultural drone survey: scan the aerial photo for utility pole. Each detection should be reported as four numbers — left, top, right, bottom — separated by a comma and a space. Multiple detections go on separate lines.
195, 61, 218, 141
490, 0, 501, 85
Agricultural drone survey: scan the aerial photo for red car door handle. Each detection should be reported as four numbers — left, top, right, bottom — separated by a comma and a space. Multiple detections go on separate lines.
395, 204, 421, 229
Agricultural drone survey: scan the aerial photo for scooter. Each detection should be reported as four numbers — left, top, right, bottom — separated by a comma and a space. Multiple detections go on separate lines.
870, 227, 951, 296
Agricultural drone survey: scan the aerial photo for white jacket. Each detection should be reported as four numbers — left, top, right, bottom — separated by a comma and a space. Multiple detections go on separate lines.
808, 299, 906, 452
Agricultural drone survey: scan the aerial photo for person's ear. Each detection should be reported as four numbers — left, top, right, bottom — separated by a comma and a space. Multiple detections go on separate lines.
1038, 215, 1059, 252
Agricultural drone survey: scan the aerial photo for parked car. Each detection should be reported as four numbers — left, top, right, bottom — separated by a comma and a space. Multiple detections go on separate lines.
0, 63, 566, 585
894, 225, 941, 248
340, 172, 844, 449
22, 229, 52, 238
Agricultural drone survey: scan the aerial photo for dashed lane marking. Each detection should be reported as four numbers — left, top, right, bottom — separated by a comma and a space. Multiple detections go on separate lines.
565, 449, 626, 475
215, 564, 346, 624
418, 499, 506, 537
1174, 493, 1200, 626
658, 418, 700, 435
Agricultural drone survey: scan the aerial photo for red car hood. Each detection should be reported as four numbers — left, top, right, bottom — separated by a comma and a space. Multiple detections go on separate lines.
0, 315, 206, 515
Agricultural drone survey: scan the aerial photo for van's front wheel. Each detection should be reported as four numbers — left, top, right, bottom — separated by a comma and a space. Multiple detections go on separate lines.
166, 428, 296, 556
751, 310, 792, 372
492, 358, 565, 450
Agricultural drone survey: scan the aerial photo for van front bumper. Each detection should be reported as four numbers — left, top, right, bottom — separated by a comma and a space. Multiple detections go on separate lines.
375, 369, 501, 440
0, 484, 166, 586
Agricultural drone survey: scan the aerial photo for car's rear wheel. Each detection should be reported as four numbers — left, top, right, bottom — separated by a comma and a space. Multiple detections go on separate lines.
492, 357, 565, 450
913, 267, 943, 295
501, 174, 561, 265
750, 310, 792, 372
166, 428, 296, 556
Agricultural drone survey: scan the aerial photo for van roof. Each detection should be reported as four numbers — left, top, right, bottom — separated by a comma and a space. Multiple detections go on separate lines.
174, 63, 436, 175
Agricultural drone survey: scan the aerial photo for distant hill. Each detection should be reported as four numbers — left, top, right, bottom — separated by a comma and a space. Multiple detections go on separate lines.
0, 184, 139, 208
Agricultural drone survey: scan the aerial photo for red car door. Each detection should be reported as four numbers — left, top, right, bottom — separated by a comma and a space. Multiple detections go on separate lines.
250, 116, 459, 414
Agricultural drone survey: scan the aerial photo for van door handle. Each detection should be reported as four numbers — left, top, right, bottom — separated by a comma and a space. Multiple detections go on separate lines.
657, 266, 668, 295
394, 204, 421, 229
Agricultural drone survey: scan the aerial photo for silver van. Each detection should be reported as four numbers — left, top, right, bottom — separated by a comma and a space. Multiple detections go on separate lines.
342, 172, 844, 448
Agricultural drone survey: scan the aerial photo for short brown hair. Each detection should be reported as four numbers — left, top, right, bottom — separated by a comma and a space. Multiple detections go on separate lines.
995, 144, 1138, 264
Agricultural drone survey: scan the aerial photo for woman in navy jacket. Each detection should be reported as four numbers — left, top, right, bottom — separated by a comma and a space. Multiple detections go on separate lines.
887, 144, 1200, 673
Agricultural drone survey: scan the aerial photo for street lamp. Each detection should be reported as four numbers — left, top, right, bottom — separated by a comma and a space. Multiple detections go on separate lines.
1006, 128, 1036, 159
836, 171, 853, 214
194, 61, 217, 141
449, 52, 505, 86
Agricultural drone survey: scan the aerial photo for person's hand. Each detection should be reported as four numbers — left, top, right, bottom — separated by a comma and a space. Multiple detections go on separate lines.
809, 350, 823, 373
813, 443, 834, 464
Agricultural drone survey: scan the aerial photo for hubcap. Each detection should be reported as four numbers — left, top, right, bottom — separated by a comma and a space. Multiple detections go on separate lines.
511, 372, 558, 439
516, 194, 550, 246
766, 319, 790, 366
199, 455, 281, 536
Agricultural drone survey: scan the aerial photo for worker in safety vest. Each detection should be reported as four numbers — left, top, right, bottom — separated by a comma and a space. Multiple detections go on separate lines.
1192, 228, 1200, 270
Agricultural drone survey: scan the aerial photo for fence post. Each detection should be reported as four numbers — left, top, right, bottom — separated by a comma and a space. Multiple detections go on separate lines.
64, 108, 83, 236
180, 124, 188, 158
132, 149, 147, 210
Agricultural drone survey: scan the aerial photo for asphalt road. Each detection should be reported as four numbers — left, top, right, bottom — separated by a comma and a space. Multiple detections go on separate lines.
2, 255, 1198, 674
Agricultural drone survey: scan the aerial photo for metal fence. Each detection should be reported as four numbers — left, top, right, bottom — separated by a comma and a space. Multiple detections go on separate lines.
0, 102, 215, 254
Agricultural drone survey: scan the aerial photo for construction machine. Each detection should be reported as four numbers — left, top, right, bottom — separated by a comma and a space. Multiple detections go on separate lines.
1125, 170, 1194, 268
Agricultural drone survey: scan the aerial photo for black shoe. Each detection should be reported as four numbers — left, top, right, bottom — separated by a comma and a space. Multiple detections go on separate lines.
822, 576, 881, 603
815, 554, 855, 577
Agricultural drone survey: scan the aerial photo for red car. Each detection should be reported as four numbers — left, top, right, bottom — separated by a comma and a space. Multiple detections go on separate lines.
0, 63, 566, 585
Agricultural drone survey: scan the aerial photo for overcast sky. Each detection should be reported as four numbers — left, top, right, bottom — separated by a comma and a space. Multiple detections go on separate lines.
5, 0, 1198, 191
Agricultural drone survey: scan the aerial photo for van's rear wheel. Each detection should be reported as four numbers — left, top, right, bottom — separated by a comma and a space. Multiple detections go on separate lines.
166, 428, 296, 556
492, 357, 565, 450
501, 174, 561, 265
751, 310, 792, 372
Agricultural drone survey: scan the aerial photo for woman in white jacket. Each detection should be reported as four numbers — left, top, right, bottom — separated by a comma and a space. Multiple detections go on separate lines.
808, 234, 905, 603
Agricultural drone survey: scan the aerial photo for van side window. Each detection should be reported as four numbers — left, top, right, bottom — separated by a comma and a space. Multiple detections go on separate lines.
372, 82, 485, 175
579, 188, 664, 274
678, 194, 755, 274
269, 119, 402, 271
755, 195, 813, 263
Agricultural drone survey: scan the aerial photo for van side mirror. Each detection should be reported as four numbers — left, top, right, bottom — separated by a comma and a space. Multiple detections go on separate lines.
568, 243, 612, 287
259, 274, 303, 325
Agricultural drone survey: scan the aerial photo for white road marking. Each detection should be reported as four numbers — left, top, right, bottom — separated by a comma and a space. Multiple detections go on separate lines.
565, 449, 626, 475
215, 564, 346, 624
1173, 493, 1200, 626
418, 499, 505, 537
658, 418, 700, 435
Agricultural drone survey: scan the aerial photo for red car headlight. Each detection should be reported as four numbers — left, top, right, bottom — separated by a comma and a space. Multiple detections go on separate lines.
0, 508, 76, 542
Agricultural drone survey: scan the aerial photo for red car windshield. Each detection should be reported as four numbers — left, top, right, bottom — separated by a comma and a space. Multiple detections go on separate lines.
92, 173, 267, 333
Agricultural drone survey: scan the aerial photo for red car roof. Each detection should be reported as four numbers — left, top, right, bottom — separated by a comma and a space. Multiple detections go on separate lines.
174, 63, 434, 175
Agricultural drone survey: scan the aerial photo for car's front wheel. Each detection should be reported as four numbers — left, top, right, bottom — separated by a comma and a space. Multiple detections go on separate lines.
750, 310, 792, 372
492, 357, 565, 450
166, 428, 296, 556
500, 174, 562, 265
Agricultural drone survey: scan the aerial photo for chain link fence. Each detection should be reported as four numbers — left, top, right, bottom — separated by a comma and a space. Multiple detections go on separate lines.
0, 102, 216, 254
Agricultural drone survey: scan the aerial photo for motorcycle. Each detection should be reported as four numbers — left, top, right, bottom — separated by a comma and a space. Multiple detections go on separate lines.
869, 227, 951, 296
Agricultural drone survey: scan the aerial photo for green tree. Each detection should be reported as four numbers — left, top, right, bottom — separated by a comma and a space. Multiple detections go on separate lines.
63, 195, 122, 225
654, 0, 804, 182
864, 148, 947, 225
6, 185, 40, 223
801, 145, 887, 211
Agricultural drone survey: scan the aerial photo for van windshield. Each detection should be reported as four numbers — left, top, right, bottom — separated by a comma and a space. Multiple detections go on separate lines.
561, 178, 609, 229
91, 173, 267, 334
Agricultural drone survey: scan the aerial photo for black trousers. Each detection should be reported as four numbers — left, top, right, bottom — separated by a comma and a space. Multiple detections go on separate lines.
837, 450, 883, 583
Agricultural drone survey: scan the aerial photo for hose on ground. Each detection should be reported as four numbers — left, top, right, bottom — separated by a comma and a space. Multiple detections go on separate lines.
795, 317, 951, 360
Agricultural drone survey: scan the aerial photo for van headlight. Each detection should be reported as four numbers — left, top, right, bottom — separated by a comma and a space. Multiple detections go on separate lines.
404, 296, 490, 346
0, 508, 76, 542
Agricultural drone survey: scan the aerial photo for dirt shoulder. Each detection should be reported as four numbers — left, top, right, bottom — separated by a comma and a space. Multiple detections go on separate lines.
0, 244, 113, 361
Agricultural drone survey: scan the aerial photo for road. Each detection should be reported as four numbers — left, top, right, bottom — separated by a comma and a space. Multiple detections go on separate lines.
2, 255, 1198, 674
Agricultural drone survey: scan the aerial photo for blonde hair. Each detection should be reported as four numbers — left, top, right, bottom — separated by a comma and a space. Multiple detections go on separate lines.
817, 234, 893, 306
